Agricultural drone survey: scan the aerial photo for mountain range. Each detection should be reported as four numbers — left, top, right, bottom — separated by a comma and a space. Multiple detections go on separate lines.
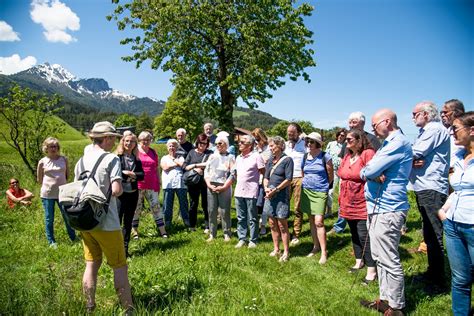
0, 63, 165, 116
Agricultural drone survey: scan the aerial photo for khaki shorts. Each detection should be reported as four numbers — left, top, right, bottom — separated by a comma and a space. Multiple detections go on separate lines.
81, 230, 126, 269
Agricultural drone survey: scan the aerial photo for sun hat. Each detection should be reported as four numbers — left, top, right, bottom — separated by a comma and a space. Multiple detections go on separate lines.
88, 121, 122, 138
305, 132, 323, 146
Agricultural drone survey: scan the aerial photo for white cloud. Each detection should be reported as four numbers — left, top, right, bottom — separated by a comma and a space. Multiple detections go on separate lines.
0, 21, 20, 41
30, 0, 80, 44
0, 54, 37, 75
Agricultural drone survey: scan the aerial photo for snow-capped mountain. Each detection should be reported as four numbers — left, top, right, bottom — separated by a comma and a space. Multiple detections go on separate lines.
5, 63, 164, 115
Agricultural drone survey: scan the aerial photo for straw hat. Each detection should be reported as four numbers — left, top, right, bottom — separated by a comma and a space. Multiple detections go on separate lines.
88, 121, 122, 138
305, 132, 323, 146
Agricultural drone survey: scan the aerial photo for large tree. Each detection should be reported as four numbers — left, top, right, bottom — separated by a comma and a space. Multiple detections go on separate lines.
108, 0, 315, 132
0, 85, 64, 177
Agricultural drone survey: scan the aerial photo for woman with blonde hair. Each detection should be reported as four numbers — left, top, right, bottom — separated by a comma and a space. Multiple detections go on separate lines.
37, 137, 76, 248
115, 131, 144, 257
132, 131, 168, 238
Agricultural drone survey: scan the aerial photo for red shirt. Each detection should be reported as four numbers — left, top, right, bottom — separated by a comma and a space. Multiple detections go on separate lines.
7, 188, 26, 208
337, 149, 375, 220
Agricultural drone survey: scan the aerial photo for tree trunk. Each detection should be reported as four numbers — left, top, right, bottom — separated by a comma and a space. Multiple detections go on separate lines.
216, 40, 234, 134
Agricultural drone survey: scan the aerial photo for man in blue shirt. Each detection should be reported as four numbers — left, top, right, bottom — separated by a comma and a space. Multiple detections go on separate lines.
360, 109, 413, 315
410, 101, 450, 291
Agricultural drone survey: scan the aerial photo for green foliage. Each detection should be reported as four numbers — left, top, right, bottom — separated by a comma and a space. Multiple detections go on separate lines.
154, 87, 204, 140
0, 84, 65, 177
136, 112, 154, 134
115, 113, 138, 129
269, 119, 318, 138
233, 106, 280, 132
108, 0, 315, 132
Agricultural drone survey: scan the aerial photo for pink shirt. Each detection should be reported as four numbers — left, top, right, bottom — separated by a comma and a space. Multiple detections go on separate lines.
234, 151, 265, 199
38, 156, 67, 199
137, 148, 160, 191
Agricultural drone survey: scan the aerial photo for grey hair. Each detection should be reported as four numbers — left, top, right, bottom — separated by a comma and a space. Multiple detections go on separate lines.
138, 131, 153, 141
241, 134, 255, 145
268, 136, 286, 151
417, 101, 440, 122
215, 135, 229, 148
166, 138, 179, 147
176, 128, 186, 135
348, 111, 366, 123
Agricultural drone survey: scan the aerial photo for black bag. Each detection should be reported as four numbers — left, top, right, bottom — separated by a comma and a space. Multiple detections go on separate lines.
60, 153, 111, 231
183, 169, 202, 186
183, 153, 210, 186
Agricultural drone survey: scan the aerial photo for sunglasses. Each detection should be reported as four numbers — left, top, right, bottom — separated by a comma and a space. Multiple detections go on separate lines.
451, 125, 468, 134
48, 145, 58, 148
305, 139, 316, 144
10, 181, 18, 185
216, 142, 225, 146
345, 137, 355, 143
239, 141, 250, 145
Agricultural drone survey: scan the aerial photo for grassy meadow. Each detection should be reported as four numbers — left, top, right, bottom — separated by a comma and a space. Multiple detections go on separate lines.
0, 132, 453, 315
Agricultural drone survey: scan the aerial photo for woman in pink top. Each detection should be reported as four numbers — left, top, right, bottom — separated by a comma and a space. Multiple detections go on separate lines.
338, 129, 376, 283
131, 131, 168, 238
37, 137, 76, 248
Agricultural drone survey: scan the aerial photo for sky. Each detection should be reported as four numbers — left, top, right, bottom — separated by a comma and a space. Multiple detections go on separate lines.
0, 0, 472, 138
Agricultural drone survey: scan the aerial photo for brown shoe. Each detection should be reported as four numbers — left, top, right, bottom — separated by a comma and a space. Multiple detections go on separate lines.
384, 307, 404, 316
360, 299, 390, 313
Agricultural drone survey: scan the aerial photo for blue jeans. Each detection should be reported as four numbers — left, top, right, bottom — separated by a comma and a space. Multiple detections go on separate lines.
333, 214, 347, 233
42, 198, 76, 244
444, 219, 474, 316
163, 188, 190, 227
235, 197, 258, 243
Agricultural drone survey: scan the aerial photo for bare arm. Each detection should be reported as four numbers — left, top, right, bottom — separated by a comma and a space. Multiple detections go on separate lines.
111, 179, 123, 197
326, 160, 334, 184
5, 190, 21, 203
37, 160, 44, 184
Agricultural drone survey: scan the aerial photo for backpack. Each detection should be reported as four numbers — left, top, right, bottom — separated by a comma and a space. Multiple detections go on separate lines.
59, 153, 111, 231
302, 151, 333, 190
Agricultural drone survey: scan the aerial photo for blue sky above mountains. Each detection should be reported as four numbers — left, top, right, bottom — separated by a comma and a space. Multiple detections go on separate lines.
0, 0, 472, 136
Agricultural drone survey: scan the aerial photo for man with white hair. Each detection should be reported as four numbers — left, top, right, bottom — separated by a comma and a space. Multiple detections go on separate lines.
233, 134, 265, 249
410, 101, 450, 292
204, 123, 217, 146
175, 128, 194, 159
329, 111, 381, 235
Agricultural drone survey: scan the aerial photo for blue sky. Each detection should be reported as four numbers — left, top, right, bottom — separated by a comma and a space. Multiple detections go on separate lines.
0, 0, 472, 137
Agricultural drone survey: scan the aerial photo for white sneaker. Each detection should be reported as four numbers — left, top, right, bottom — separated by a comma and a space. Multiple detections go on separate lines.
290, 238, 300, 246
224, 234, 231, 242
235, 240, 246, 248
248, 241, 257, 249
204, 228, 210, 234
206, 235, 214, 243
49, 242, 58, 249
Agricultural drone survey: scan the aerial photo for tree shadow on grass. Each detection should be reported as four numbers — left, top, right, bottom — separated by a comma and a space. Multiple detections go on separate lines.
131, 238, 191, 257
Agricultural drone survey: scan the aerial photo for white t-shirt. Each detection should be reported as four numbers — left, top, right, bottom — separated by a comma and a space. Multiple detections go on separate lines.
284, 138, 306, 178
74, 147, 122, 231
161, 155, 185, 189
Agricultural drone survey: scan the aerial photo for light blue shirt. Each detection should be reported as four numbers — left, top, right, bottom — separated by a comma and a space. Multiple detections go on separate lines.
409, 121, 450, 195
445, 149, 474, 224
361, 130, 413, 214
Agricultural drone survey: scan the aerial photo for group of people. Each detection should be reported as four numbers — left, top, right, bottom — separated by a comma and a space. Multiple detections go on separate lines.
4, 99, 472, 316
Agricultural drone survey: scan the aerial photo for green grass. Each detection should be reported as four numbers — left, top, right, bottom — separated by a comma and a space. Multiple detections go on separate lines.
0, 139, 453, 314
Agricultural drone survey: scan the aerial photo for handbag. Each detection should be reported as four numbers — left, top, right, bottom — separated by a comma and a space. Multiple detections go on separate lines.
59, 153, 111, 231
183, 152, 210, 186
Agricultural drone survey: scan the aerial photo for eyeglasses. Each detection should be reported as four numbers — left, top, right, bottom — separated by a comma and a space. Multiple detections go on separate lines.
47, 145, 58, 148
216, 142, 224, 146
412, 111, 424, 118
345, 137, 355, 143
440, 110, 452, 116
239, 141, 250, 145
305, 139, 316, 144
10, 181, 18, 185
451, 125, 468, 135
372, 119, 387, 131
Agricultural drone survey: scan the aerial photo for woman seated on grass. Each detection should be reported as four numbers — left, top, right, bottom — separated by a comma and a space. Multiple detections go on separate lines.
263, 136, 294, 262
5, 178, 33, 208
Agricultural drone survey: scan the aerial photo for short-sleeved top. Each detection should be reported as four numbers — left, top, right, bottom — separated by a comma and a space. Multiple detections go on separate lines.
74, 147, 122, 231
284, 138, 306, 178
264, 154, 294, 201
38, 156, 67, 199
7, 188, 26, 208
161, 155, 186, 189
204, 152, 235, 185
325, 141, 343, 170
234, 151, 265, 199
184, 149, 213, 167
176, 141, 194, 159
137, 147, 160, 192
338, 149, 375, 220
302, 151, 332, 192
445, 149, 474, 224
256, 145, 271, 163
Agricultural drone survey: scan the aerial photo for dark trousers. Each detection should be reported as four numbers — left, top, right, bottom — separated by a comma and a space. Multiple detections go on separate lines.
188, 180, 209, 228
348, 219, 375, 267
415, 189, 447, 283
118, 190, 139, 253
